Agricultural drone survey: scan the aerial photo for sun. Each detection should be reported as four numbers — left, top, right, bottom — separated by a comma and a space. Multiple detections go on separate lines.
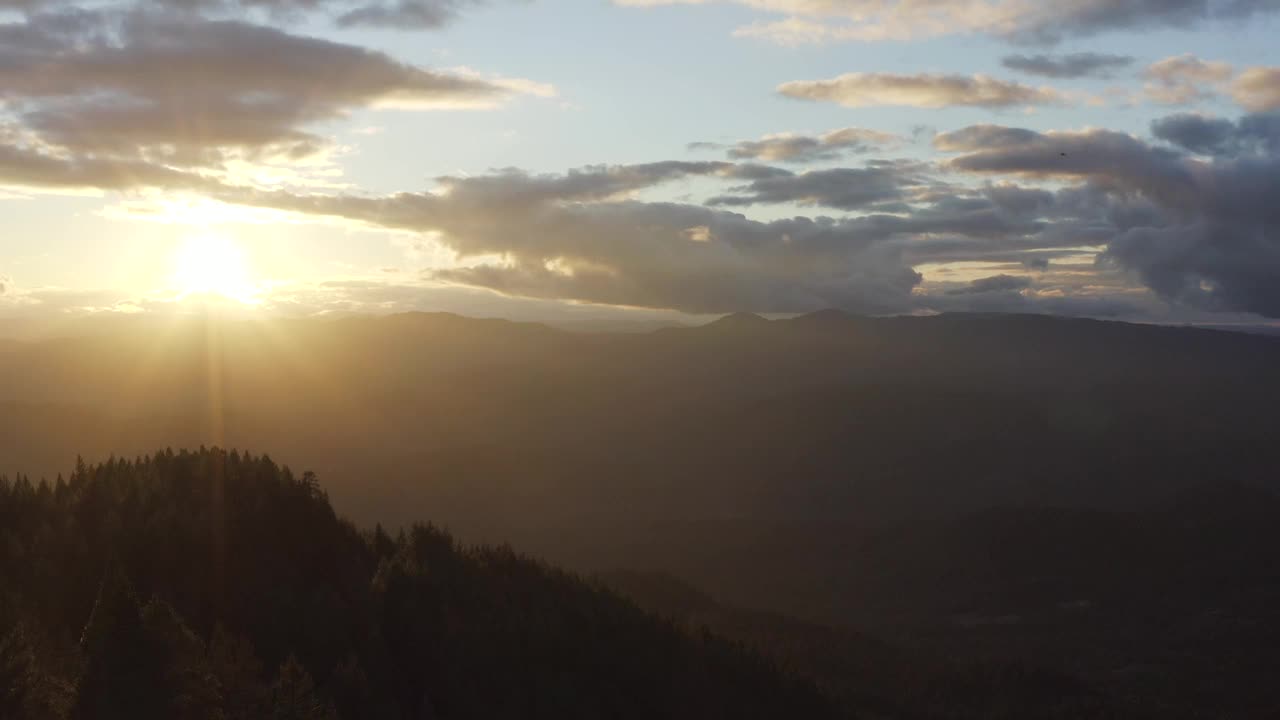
172, 233, 257, 303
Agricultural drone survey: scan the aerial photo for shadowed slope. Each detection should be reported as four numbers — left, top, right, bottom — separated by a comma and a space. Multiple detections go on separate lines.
0, 448, 842, 719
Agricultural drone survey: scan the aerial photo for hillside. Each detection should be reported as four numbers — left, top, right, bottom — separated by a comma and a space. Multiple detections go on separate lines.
5, 312, 1280, 715
2, 311, 1278, 583
0, 448, 841, 719
598, 570, 1157, 720
597, 483, 1280, 718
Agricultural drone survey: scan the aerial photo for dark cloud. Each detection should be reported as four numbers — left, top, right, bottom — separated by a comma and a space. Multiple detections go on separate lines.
705, 163, 932, 210
0, 0, 504, 29
878, 189, 1103, 267
945, 274, 1033, 295
1151, 114, 1239, 155
917, 267, 1149, 317
0, 9, 535, 187
778, 72, 1066, 109
1001, 52, 1134, 79
1102, 217, 1280, 315
1005, 0, 1280, 44
944, 118, 1280, 317
691, 127, 900, 163
982, 183, 1055, 215
934, 125, 1043, 151
332, 0, 489, 28
624, 0, 1280, 46
205, 155, 1156, 316
941, 127, 1196, 208
209, 162, 942, 314
1151, 112, 1280, 155
938, 291, 1149, 318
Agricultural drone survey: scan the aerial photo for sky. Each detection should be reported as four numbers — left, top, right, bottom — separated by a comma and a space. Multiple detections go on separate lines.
2, 0, 1280, 330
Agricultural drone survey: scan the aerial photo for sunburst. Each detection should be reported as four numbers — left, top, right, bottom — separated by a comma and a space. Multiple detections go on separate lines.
172, 232, 257, 303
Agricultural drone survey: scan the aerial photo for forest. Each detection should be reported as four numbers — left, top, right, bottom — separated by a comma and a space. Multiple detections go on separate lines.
0, 448, 844, 719
8, 448, 1279, 718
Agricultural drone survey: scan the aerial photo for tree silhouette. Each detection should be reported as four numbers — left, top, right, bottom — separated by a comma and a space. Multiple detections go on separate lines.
2, 448, 850, 719
270, 655, 337, 720
208, 625, 269, 720
74, 569, 164, 720
0, 623, 36, 718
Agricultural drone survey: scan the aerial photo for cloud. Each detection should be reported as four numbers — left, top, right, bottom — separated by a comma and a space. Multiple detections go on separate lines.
418, 161, 734, 204
1003, 0, 1280, 43
933, 125, 1043, 151
18, 120, 1254, 323
945, 273, 1033, 295
1142, 54, 1234, 105
207, 162, 944, 314
691, 127, 900, 163
0, 139, 222, 192
1139, 59, 1280, 112
331, 0, 494, 28
1151, 112, 1280, 156
1001, 52, 1134, 79
778, 73, 1066, 109
617, 0, 1280, 45
205, 154, 1173, 317
1103, 212, 1280, 317
980, 182, 1055, 215
1151, 114, 1239, 155
705, 162, 933, 210
0, 0, 506, 30
0, 10, 544, 190
942, 118, 1280, 317
939, 126, 1194, 202
1232, 67, 1280, 112
924, 286, 1152, 318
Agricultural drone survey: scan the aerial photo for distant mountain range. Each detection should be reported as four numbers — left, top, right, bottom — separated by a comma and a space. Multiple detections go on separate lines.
4, 310, 1280, 715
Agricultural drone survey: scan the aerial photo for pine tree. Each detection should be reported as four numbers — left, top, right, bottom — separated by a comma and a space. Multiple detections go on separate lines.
270, 655, 337, 720
0, 623, 36, 718
140, 599, 222, 720
208, 625, 269, 720
74, 569, 165, 720
329, 654, 371, 719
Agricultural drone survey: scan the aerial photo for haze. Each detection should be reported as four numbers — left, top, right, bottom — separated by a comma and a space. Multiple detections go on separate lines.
4, 1, 1280, 718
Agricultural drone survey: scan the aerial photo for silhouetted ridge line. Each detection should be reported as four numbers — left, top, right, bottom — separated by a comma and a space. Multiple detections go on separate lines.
0, 448, 844, 720
789, 308, 858, 326
703, 312, 771, 330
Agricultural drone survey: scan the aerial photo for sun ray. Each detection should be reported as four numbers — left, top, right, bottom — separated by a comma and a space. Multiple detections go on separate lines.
172, 232, 258, 303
